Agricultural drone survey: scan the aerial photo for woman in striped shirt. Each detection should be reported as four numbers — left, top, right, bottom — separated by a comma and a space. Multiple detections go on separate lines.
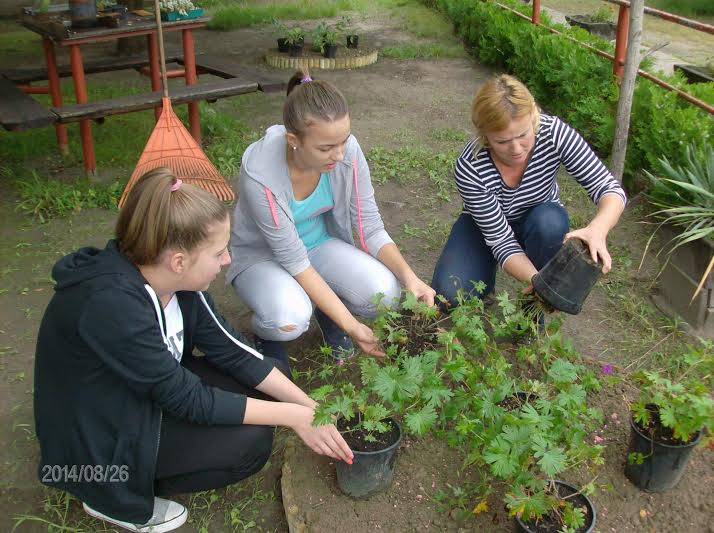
432, 74, 626, 308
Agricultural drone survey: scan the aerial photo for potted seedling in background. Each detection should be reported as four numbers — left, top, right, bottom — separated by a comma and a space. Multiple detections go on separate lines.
311, 22, 329, 52
272, 18, 289, 53
320, 26, 340, 58
285, 26, 305, 57
625, 344, 714, 492
338, 14, 359, 48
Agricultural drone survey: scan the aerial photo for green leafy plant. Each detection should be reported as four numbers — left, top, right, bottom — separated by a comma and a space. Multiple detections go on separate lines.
629, 347, 714, 449
285, 26, 305, 46
312, 22, 339, 52
587, 5, 614, 23
271, 18, 288, 38
643, 143, 714, 300
446, 347, 603, 530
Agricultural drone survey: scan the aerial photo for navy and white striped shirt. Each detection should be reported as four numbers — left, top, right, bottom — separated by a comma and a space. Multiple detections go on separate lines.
454, 114, 627, 266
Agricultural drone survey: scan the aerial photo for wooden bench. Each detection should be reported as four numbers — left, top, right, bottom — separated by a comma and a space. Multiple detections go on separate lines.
0, 75, 58, 131
176, 55, 287, 93
51, 78, 259, 123
1, 52, 180, 84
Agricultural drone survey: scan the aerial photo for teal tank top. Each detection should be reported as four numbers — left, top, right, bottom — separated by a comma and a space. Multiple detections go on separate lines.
289, 172, 334, 250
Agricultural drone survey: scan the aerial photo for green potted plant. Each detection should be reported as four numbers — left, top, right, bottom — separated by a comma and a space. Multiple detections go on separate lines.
337, 14, 359, 48
625, 344, 714, 492
565, 5, 616, 41
285, 26, 305, 57
320, 27, 340, 58
272, 18, 289, 53
159, 0, 203, 21
643, 143, 714, 336
312, 22, 329, 52
448, 355, 603, 532
311, 347, 452, 498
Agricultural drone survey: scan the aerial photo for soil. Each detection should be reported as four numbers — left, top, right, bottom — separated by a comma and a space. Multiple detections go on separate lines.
338, 418, 401, 453
1, 4, 713, 533
499, 392, 538, 411
634, 405, 701, 446
517, 481, 594, 533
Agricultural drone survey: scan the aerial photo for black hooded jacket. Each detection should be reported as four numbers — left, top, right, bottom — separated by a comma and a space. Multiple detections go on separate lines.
34, 240, 274, 523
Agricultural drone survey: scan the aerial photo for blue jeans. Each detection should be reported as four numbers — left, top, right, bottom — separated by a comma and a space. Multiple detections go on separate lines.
432, 202, 570, 306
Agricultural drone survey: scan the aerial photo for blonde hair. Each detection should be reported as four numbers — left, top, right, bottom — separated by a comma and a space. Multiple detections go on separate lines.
471, 74, 540, 153
116, 167, 230, 265
283, 69, 349, 136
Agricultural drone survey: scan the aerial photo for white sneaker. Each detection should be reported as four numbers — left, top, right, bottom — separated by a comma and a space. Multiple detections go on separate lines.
83, 497, 187, 532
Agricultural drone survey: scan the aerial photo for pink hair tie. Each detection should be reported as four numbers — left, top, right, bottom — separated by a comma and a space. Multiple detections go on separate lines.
300, 76, 313, 84
170, 178, 182, 192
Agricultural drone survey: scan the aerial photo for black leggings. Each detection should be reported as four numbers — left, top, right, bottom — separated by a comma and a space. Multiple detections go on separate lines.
154, 355, 289, 496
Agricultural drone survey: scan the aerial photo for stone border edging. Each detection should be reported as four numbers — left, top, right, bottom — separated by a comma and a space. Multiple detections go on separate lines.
265, 49, 378, 70
281, 436, 309, 533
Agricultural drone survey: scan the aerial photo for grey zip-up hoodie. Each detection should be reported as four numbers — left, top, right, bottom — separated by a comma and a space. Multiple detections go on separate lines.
226, 125, 394, 284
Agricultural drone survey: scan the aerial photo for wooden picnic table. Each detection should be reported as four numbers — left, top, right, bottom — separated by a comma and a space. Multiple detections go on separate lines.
19, 6, 210, 178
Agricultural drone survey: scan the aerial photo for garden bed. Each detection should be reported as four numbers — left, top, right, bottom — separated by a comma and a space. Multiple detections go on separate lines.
281, 377, 714, 532
265, 46, 378, 70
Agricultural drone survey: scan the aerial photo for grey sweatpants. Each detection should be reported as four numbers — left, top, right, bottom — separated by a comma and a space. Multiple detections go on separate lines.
232, 239, 401, 341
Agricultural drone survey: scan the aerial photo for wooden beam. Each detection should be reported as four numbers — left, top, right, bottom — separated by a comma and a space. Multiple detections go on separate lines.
0, 76, 58, 131
1, 52, 180, 83
177, 55, 287, 93
51, 78, 259, 123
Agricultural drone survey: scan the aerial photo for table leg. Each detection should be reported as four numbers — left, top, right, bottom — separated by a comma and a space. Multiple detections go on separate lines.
147, 33, 162, 121
69, 44, 97, 179
42, 38, 68, 156
182, 29, 201, 145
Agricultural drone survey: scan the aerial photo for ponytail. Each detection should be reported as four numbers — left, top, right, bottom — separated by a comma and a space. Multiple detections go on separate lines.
283, 69, 349, 136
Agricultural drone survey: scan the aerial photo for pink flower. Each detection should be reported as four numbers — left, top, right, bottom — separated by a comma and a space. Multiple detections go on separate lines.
601, 364, 614, 375
594, 435, 604, 444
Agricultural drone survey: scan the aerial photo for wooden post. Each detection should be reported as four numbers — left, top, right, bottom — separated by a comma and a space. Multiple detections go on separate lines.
532, 0, 540, 25
42, 38, 69, 155
69, 44, 97, 180
613, 4, 630, 80
611, 0, 644, 182
182, 29, 201, 145
147, 33, 162, 121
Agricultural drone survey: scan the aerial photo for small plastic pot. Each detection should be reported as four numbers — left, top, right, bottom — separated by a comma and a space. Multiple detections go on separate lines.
625, 411, 702, 492
289, 42, 304, 57
346, 35, 359, 48
69, 0, 97, 28
515, 480, 596, 533
322, 44, 337, 58
532, 238, 601, 315
277, 37, 289, 53
335, 419, 402, 499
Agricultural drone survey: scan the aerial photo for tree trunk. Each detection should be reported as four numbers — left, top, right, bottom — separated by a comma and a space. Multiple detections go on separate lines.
610, 0, 644, 183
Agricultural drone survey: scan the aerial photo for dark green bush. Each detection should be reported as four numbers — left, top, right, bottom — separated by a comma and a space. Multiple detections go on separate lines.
429, 0, 714, 189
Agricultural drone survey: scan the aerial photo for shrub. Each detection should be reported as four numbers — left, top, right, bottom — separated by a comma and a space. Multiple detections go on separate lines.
428, 0, 714, 190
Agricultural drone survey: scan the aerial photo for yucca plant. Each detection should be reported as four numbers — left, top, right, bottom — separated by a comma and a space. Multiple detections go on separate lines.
643, 143, 714, 301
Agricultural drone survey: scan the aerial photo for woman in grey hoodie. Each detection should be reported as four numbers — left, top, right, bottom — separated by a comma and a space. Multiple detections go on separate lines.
228, 71, 435, 359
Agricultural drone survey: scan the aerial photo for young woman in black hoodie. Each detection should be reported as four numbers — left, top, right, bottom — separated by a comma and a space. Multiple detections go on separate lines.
34, 168, 353, 532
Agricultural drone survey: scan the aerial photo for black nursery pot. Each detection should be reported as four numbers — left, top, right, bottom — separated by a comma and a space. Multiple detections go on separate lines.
277, 37, 289, 53
335, 419, 402, 499
515, 480, 597, 533
322, 44, 337, 58
288, 42, 304, 57
532, 238, 601, 315
346, 35, 359, 48
625, 411, 702, 492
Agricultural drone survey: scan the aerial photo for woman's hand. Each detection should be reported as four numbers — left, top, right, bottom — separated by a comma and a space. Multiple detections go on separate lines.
348, 321, 385, 357
405, 275, 437, 306
292, 407, 354, 464
565, 223, 612, 273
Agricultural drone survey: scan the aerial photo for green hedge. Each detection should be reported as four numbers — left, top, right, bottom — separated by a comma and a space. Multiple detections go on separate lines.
429, 0, 714, 188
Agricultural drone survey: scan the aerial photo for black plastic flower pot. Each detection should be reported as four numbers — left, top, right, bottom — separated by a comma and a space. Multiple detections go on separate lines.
515, 480, 596, 533
277, 38, 289, 53
532, 238, 602, 315
624, 411, 702, 492
346, 35, 359, 48
288, 42, 304, 57
322, 44, 337, 58
335, 418, 402, 499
